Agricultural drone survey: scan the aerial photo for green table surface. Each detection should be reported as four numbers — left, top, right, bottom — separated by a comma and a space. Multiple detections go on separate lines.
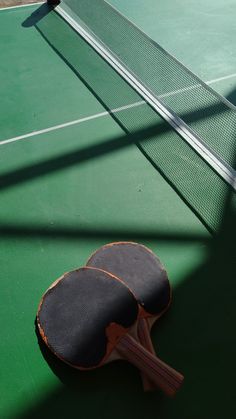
0, 2, 235, 418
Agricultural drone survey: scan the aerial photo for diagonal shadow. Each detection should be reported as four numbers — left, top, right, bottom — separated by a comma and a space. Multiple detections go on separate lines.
0, 113, 230, 233
0, 221, 209, 243
11, 163, 236, 419
22, 3, 54, 27
1, 5, 236, 419
0, 121, 165, 190
1, 5, 229, 235
12, 140, 236, 419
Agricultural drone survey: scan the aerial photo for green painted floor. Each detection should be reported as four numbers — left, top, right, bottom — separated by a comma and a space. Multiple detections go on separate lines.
0, 2, 235, 419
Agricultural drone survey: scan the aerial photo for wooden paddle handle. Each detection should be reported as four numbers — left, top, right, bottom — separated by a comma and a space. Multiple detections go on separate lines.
137, 318, 159, 391
117, 334, 184, 397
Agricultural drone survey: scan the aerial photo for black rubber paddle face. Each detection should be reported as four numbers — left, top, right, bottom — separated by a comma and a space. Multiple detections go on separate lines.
37, 268, 138, 369
87, 242, 171, 316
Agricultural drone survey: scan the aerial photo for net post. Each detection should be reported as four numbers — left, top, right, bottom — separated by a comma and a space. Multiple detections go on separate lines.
47, 0, 60, 5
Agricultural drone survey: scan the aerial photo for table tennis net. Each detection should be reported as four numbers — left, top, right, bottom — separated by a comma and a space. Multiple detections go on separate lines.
54, 0, 236, 232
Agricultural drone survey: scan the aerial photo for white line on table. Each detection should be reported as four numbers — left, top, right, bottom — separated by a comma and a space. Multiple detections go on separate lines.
1, 72, 236, 147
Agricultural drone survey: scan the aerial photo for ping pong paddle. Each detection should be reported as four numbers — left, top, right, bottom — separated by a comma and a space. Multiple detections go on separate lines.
37, 267, 183, 396
86, 242, 180, 391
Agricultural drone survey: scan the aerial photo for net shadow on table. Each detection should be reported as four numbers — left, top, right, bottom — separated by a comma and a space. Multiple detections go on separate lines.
20, 4, 236, 233
4, 4, 236, 418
